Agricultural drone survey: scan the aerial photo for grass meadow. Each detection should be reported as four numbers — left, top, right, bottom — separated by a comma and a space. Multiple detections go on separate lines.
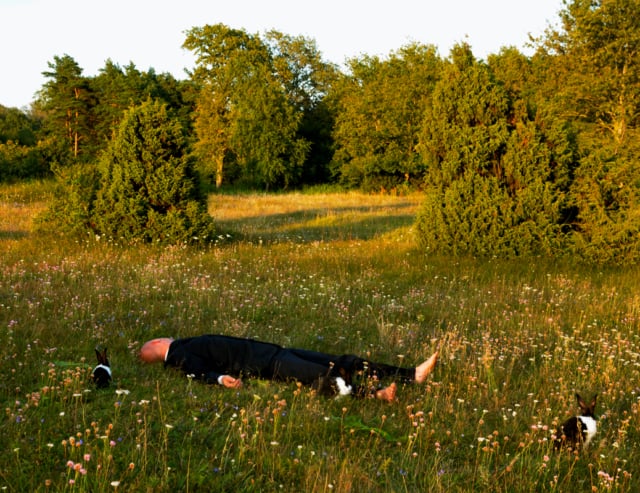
1, 180, 640, 492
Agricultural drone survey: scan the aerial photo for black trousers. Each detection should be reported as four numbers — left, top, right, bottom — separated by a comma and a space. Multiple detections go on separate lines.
269, 347, 416, 386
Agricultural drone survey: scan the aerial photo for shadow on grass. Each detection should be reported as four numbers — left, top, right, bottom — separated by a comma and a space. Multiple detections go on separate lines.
216, 202, 419, 243
0, 230, 28, 241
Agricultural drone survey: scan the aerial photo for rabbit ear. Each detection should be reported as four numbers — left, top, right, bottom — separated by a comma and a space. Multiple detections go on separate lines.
95, 347, 108, 365
576, 393, 597, 413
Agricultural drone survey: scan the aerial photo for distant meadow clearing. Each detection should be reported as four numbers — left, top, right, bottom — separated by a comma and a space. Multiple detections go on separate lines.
1, 181, 639, 492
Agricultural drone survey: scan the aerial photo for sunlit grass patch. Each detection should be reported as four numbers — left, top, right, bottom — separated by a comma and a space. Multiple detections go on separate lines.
210, 191, 421, 243
0, 183, 49, 238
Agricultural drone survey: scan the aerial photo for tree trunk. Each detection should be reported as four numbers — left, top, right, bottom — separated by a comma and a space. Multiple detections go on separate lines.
215, 154, 224, 189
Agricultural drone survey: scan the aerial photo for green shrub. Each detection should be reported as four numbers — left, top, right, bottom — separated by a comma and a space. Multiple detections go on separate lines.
0, 141, 49, 182
416, 46, 574, 258
41, 100, 215, 244
37, 163, 100, 236
569, 143, 640, 264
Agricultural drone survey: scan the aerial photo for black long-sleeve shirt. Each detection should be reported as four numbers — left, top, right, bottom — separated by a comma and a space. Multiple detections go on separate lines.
165, 334, 283, 384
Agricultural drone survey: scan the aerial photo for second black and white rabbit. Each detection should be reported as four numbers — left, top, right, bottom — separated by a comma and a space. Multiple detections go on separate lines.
554, 393, 597, 450
92, 347, 112, 388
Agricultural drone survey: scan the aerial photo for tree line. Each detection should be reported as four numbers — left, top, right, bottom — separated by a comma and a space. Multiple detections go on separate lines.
1, 0, 639, 262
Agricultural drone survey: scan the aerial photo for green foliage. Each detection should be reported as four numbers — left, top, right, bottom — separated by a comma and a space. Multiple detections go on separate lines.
92, 100, 214, 244
487, 47, 536, 104
42, 100, 215, 244
34, 55, 192, 171
331, 44, 441, 191
0, 106, 49, 182
543, 0, 640, 146
535, 0, 640, 263
0, 105, 39, 146
91, 60, 195, 150
416, 45, 576, 257
5, 1, 640, 261
38, 54, 95, 163
0, 141, 49, 182
36, 163, 100, 236
185, 24, 328, 190
230, 63, 309, 189
419, 45, 510, 186
569, 138, 640, 264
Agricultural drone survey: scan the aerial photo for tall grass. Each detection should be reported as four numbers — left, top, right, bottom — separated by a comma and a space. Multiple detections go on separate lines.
1, 181, 639, 492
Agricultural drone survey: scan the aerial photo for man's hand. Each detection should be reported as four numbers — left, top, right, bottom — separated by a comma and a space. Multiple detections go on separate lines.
220, 375, 243, 389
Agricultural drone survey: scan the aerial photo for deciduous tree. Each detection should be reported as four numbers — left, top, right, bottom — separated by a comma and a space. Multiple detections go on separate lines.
331, 43, 441, 190
541, 0, 640, 147
538, 0, 640, 263
184, 24, 311, 189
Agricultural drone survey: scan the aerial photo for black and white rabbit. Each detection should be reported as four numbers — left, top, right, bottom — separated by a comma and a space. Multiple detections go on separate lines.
92, 347, 112, 388
312, 356, 356, 398
554, 393, 597, 449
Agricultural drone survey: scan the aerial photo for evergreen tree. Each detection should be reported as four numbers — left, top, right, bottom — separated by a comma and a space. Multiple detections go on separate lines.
92, 100, 214, 244
41, 100, 215, 244
91, 61, 194, 149
570, 141, 640, 263
33, 56, 193, 173
415, 45, 576, 257
38, 55, 96, 164
91, 61, 147, 145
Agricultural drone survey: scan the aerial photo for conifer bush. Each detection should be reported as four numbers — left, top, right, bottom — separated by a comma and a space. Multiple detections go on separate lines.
39, 162, 100, 236
42, 100, 215, 244
415, 46, 575, 258
570, 144, 640, 264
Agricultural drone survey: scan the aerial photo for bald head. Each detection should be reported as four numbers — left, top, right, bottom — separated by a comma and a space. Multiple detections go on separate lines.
140, 338, 173, 363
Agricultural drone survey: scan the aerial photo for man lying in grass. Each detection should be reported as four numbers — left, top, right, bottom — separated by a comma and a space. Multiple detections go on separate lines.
140, 334, 438, 402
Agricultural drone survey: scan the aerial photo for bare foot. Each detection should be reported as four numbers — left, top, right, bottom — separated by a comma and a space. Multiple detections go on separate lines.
415, 351, 438, 383
376, 382, 397, 402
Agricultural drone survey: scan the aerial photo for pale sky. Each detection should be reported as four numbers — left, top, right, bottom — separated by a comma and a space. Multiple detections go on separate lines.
0, 0, 563, 109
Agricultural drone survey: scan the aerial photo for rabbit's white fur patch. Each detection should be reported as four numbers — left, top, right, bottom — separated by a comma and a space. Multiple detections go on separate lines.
579, 416, 597, 447
93, 364, 112, 377
335, 377, 353, 396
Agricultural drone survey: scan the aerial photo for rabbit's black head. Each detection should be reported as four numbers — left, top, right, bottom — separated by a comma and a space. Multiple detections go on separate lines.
576, 393, 597, 417
92, 347, 112, 389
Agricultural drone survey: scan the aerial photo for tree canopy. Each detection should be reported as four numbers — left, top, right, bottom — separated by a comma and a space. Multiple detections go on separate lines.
4, 0, 640, 261
331, 43, 441, 191
183, 24, 332, 189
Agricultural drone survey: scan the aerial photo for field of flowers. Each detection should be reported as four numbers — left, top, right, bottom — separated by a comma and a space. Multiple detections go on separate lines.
1, 181, 639, 492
